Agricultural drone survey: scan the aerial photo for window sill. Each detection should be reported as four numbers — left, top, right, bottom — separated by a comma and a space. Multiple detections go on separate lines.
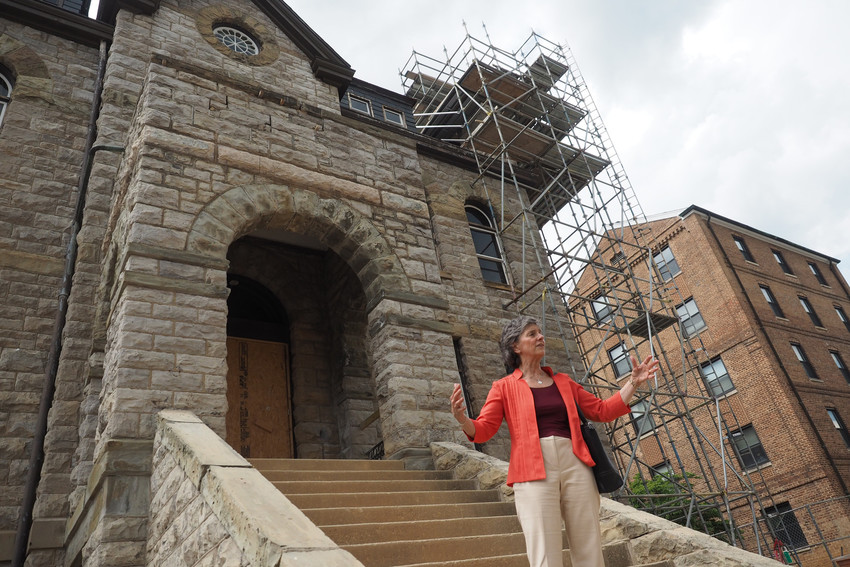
743, 461, 772, 473
682, 326, 707, 340
484, 281, 513, 292
712, 389, 738, 401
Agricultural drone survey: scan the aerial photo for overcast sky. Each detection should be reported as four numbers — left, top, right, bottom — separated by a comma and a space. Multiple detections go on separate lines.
285, 0, 850, 271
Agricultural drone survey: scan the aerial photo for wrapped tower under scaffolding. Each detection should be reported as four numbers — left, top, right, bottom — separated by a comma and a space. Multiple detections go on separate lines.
401, 29, 795, 559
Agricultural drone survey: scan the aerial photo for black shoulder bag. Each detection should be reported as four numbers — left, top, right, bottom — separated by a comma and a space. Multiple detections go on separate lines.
576, 405, 624, 493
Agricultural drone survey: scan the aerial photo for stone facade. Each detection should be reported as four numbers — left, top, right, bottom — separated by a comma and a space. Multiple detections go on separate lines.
1, 0, 576, 564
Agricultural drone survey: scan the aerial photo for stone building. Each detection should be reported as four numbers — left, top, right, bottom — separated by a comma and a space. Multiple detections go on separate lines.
572, 206, 850, 565
1, 0, 581, 563
4, 0, 837, 564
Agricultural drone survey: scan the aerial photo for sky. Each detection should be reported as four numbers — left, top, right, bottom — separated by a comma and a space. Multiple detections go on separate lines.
283, 0, 850, 270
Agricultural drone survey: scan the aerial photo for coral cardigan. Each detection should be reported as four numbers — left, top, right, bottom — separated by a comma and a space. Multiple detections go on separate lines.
468, 367, 631, 486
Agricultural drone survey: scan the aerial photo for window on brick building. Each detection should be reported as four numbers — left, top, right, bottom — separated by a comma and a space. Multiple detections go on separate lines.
0, 64, 12, 128
733, 236, 756, 262
808, 262, 828, 286
650, 460, 673, 478
592, 294, 615, 323
827, 408, 850, 448
764, 502, 809, 551
830, 351, 850, 384
700, 357, 735, 398
790, 343, 818, 379
675, 298, 705, 337
631, 399, 656, 437
653, 245, 680, 282
729, 425, 769, 469
835, 305, 850, 333
759, 285, 785, 318
465, 204, 508, 285
772, 249, 794, 275
798, 296, 823, 327
608, 342, 631, 377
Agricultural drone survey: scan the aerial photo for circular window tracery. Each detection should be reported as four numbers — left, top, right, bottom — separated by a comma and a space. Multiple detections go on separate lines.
213, 26, 260, 56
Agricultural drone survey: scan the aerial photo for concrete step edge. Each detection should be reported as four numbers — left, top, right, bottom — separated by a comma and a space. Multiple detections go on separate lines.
320, 515, 523, 544
262, 469, 454, 481
250, 458, 406, 471
304, 501, 517, 525
286, 489, 501, 508
271, 478, 477, 494
342, 532, 529, 567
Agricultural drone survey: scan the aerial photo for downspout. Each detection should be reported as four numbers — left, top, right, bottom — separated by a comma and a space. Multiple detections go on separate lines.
702, 212, 849, 497
13, 39, 122, 567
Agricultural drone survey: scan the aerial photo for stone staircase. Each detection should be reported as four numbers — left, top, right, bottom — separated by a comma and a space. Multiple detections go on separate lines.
251, 458, 661, 567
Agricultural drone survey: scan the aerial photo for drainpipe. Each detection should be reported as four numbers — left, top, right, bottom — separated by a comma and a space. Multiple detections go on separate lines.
12, 39, 122, 567
702, 212, 849, 498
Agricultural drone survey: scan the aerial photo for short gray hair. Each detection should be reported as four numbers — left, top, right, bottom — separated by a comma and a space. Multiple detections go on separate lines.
500, 315, 539, 370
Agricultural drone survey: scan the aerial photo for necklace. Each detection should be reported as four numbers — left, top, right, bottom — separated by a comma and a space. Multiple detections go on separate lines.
537, 376, 543, 384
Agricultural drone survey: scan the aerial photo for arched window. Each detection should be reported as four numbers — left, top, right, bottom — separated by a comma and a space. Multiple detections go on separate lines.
0, 64, 13, 127
465, 203, 508, 284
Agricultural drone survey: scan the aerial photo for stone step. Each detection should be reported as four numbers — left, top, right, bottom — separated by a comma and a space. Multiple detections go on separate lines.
342, 533, 528, 567
260, 468, 454, 482
271, 478, 478, 494
251, 457, 405, 471
257, 459, 642, 567
396, 553, 531, 567
286, 488, 501, 509
320, 515, 523, 544
303, 501, 518, 525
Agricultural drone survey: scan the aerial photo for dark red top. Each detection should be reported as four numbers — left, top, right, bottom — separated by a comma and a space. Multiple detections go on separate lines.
530, 383, 571, 438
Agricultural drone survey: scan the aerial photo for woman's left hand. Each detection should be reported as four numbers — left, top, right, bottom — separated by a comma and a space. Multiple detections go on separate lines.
629, 354, 660, 387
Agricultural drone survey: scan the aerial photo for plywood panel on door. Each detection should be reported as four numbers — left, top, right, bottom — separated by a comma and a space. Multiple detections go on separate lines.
226, 337, 292, 458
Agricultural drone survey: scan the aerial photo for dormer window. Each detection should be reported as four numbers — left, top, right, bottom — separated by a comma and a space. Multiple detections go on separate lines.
383, 106, 404, 126
213, 25, 260, 56
348, 95, 372, 116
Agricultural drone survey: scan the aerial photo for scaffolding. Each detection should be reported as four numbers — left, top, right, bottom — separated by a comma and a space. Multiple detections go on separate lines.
401, 28, 817, 562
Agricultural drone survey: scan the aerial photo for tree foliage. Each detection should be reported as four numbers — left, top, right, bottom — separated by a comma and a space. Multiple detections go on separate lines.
628, 472, 731, 542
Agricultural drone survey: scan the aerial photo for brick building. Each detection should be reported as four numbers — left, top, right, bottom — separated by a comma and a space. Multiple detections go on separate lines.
573, 205, 850, 565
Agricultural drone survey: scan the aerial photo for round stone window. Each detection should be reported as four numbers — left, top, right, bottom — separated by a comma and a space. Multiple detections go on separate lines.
213, 25, 260, 56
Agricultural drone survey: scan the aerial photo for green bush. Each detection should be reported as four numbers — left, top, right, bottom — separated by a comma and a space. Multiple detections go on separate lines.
628, 472, 731, 542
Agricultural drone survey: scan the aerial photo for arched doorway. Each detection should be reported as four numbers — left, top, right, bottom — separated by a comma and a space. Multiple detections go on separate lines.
225, 274, 293, 458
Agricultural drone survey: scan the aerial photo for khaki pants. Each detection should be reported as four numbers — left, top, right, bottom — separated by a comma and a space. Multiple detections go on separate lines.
513, 436, 603, 567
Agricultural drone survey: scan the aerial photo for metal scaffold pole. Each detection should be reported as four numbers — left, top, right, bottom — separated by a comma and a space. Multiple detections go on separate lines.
402, 28, 791, 557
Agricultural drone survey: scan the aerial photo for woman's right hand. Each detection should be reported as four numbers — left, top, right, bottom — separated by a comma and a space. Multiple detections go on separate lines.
450, 383, 468, 423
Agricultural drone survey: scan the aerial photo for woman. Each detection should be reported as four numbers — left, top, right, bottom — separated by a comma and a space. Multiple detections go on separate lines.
450, 315, 659, 567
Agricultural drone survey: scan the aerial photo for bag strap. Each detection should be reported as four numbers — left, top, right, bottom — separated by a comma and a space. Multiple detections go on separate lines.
575, 403, 588, 425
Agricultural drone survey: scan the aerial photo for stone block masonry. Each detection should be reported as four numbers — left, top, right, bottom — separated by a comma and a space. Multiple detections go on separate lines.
146, 410, 362, 567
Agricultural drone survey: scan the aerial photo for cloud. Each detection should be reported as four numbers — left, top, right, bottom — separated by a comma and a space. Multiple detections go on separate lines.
288, 0, 850, 267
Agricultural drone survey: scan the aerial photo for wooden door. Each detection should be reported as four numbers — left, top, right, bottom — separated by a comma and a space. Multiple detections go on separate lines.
226, 337, 292, 458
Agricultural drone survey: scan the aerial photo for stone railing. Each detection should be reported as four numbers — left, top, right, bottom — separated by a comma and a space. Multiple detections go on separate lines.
149, 410, 363, 566
430, 441, 780, 567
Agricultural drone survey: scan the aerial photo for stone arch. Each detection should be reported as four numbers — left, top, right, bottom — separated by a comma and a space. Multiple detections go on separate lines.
186, 184, 410, 304
0, 34, 54, 103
